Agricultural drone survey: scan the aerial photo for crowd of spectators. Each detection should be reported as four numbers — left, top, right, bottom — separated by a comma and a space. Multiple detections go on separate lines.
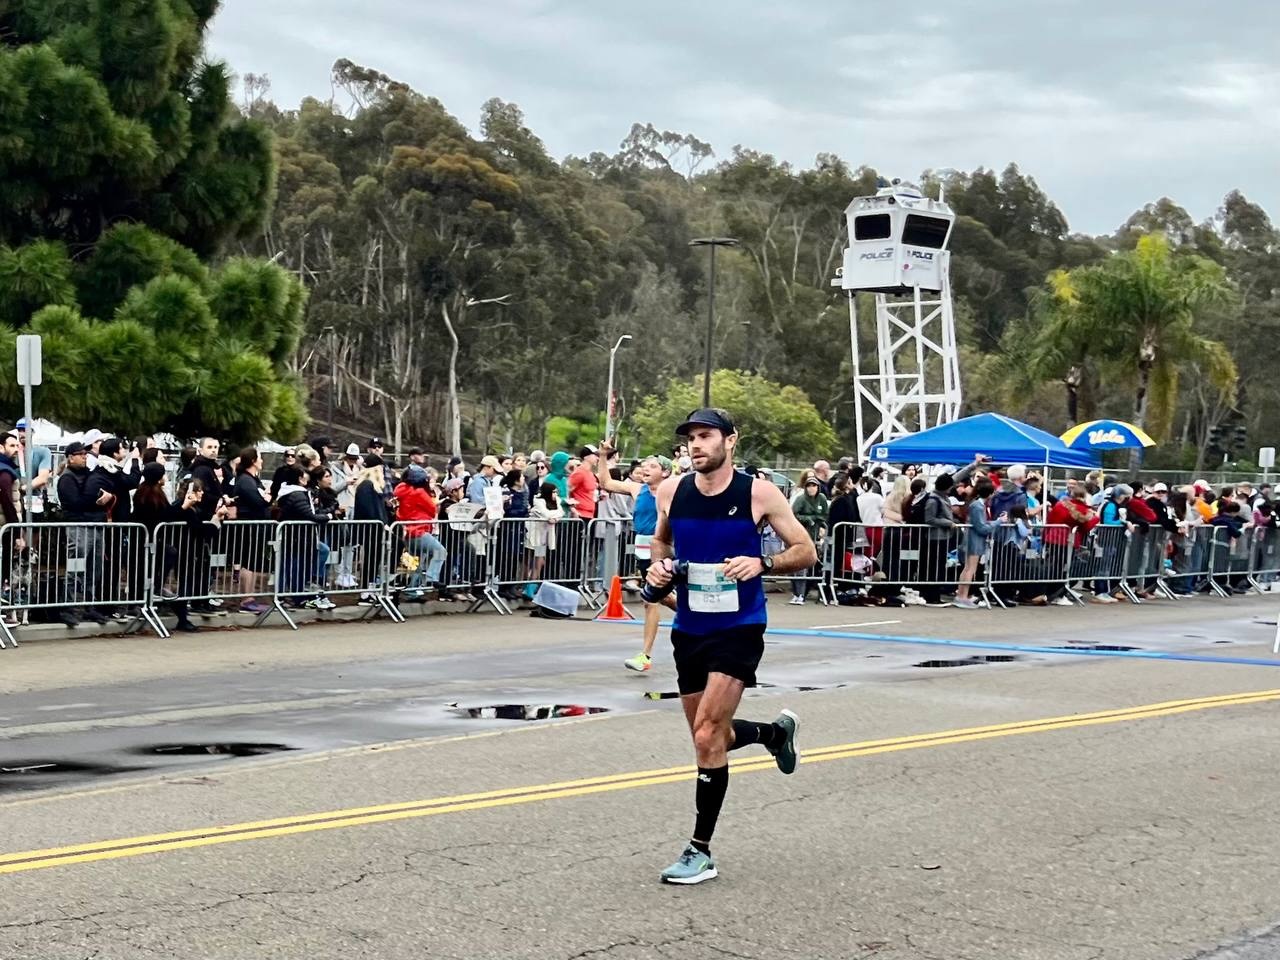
2, 422, 1276, 632
769, 456, 1277, 609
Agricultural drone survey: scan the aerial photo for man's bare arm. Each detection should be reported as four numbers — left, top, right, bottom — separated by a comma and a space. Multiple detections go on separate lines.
755, 481, 817, 575
596, 440, 641, 497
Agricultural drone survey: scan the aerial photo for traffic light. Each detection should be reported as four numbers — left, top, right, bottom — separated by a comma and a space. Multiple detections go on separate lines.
1207, 424, 1225, 454
1232, 425, 1248, 451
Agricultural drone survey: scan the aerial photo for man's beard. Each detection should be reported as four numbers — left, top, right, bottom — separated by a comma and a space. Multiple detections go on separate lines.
694, 446, 727, 473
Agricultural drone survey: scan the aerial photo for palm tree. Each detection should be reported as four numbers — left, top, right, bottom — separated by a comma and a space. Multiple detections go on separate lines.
1035, 234, 1238, 471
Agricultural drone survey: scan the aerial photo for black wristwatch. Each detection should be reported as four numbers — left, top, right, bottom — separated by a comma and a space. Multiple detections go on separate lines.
759, 554, 774, 573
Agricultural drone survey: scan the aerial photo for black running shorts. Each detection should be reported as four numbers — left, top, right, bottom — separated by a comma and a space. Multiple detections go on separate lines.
670, 624, 766, 696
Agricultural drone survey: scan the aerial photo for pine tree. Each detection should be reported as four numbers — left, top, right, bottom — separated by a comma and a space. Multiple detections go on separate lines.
0, 0, 306, 443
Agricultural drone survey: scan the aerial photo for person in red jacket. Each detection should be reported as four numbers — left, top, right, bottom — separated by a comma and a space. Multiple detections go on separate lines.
1121, 484, 1159, 598
1043, 487, 1099, 604
394, 465, 447, 600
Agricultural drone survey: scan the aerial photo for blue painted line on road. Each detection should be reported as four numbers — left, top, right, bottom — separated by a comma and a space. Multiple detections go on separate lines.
760, 627, 1280, 668
596, 619, 1280, 667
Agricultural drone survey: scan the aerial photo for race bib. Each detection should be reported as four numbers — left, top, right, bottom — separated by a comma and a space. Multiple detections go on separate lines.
687, 562, 739, 613
634, 534, 653, 560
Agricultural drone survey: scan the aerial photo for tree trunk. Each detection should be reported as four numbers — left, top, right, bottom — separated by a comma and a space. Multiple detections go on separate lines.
1130, 362, 1153, 474
1064, 365, 1082, 423
442, 300, 462, 457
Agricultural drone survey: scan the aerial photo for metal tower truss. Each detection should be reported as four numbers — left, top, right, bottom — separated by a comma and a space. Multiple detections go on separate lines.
847, 266, 963, 458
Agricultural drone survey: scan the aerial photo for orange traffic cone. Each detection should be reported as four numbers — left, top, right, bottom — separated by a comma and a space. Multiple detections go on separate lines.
595, 575, 638, 622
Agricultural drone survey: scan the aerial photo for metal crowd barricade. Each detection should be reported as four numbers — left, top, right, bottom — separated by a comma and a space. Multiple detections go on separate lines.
146, 519, 279, 633
485, 516, 589, 615
1069, 525, 1130, 603
386, 517, 482, 610
829, 522, 967, 603
0, 521, 158, 640
583, 516, 635, 602
1249, 525, 1280, 590
1119, 527, 1173, 601
760, 527, 832, 605
1167, 525, 1216, 597
1207, 525, 1251, 597
270, 519, 402, 629
985, 523, 1072, 606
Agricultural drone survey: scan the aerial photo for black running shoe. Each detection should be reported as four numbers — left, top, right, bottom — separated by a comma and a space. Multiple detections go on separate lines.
769, 709, 799, 775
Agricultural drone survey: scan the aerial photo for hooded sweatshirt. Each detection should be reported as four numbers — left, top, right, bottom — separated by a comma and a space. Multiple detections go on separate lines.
791, 490, 829, 541
0, 453, 21, 526
547, 452, 572, 517
988, 479, 1027, 524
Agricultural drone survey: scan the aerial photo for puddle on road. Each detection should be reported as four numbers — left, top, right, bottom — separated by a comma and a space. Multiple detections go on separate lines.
138, 743, 297, 758
0, 759, 146, 793
913, 655, 1023, 669
914, 659, 983, 669
448, 704, 610, 721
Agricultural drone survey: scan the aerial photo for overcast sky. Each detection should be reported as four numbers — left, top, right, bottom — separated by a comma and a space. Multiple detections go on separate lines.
207, 1, 1279, 237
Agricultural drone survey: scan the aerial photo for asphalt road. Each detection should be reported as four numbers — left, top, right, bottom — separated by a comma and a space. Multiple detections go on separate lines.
1, 592, 1278, 959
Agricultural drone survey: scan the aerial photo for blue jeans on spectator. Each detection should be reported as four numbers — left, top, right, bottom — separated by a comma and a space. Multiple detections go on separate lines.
405, 533, 446, 587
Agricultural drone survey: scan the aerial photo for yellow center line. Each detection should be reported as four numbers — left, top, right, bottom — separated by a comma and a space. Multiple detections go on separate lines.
1, 687, 1276, 876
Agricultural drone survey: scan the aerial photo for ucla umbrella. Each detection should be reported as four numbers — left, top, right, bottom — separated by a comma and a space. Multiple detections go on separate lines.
1059, 419, 1155, 451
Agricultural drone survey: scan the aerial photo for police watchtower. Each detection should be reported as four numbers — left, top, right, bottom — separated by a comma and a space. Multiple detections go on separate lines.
832, 180, 963, 459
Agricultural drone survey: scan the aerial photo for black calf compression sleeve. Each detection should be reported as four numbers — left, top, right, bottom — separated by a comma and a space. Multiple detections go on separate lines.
730, 718, 781, 751
692, 765, 729, 850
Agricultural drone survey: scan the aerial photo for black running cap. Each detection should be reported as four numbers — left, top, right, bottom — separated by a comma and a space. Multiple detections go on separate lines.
676, 408, 736, 437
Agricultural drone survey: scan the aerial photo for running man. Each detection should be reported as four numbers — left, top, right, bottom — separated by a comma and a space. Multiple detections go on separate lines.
647, 408, 817, 884
595, 440, 672, 672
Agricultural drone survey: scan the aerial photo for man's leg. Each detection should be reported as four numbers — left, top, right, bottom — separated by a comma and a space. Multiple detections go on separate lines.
684, 673, 744, 854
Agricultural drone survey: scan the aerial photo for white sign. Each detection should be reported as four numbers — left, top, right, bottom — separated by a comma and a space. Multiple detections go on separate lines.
483, 484, 504, 521
1260, 447, 1276, 469
16, 334, 41, 386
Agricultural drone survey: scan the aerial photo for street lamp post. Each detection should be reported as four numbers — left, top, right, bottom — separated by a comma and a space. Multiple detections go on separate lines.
688, 237, 739, 407
605, 334, 632, 441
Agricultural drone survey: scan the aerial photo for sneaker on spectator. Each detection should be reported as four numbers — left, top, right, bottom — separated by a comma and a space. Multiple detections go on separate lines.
305, 595, 336, 611
953, 597, 979, 609
240, 600, 270, 614
336, 573, 357, 589
357, 594, 378, 606
1090, 594, 1118, 604
1051, 596, 1074, 607
788, 596, 804, 605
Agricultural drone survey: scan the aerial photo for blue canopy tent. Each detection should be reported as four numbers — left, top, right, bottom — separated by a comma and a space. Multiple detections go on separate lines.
868, 413, 1100, 470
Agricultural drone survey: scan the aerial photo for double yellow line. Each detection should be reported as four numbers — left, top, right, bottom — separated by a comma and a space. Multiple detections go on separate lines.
2, 687, 1276, 876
